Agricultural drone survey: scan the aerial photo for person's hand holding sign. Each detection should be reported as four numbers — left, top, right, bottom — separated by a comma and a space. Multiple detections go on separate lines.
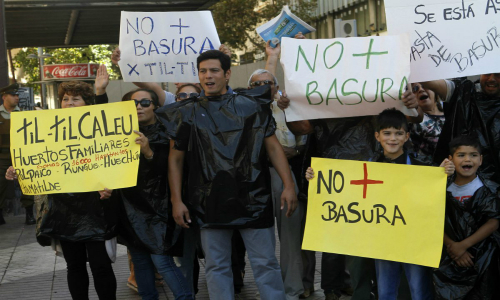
98, 188, 113, 200
5, 166, 17, 181
305, 167, 314, 181
440, 159, 455, 176
134, 130, 154, 160
401, 88, 418, 110
277, 90, 290, 110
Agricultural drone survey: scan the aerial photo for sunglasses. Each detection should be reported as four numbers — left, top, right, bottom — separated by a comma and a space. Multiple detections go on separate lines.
250, 80, 274, 87
129, 98, 153, 107
176, 92, 199, 100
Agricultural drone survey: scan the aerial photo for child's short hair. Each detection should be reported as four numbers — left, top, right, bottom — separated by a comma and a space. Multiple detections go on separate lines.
449, 135, 482, 155
376, 108, 408, 132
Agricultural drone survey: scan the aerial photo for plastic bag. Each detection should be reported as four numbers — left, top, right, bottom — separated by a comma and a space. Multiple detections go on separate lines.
310, 116, 378, 161
117, 121, 181, 255
156, 86, 276, 229
433, 80, 500, 183
434, 177, 500, 299
36, 191, 117, 243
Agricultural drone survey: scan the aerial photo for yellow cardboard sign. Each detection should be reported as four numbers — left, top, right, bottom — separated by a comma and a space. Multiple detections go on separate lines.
10, 101, 140, 195
303, 157, 447, 268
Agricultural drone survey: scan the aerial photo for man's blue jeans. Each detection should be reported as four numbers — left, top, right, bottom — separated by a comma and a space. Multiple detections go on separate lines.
129, 248, 193, 300
375, 259, 433, 300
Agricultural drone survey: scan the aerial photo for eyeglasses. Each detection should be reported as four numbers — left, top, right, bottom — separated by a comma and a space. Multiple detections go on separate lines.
129, 99, 153, 107
250, 80, 275, 87
176, 92, 199, 100
412, 85, 422, 93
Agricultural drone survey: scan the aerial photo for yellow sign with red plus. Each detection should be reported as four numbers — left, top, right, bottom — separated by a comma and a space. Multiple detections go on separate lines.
302, 157, 447, 268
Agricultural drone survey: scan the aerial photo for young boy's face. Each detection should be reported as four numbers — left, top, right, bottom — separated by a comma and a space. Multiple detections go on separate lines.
375, 127, 409, 158
449, 146, 482, 179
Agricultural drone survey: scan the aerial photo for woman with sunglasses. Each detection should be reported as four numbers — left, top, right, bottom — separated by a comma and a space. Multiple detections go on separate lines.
409, 83, 445, 165
175, 84, 201, 102
7, 79, 118, 300
117, 89, 192, 300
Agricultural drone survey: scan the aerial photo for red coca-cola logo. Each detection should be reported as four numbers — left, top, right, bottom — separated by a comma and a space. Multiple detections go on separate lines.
43, 64, 99, 79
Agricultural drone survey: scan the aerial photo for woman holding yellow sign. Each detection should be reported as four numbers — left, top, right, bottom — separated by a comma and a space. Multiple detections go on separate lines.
6, 77, 118, 300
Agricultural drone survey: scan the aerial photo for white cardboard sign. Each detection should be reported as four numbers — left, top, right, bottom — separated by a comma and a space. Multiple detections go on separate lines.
385, 0, 500, 83
118, 11, 221, 83
280, 36, 411, 122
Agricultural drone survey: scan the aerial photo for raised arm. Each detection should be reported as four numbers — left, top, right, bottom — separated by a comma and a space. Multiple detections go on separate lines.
265, 40, 281, 76
95, 64, 109, 96
421, 80, 449, 102
111, 46, 167, 105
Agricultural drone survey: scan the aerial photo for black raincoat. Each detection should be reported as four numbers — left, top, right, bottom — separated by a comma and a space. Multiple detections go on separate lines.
36, 192, 117, 244
434, 176, 500, 299
156, 86, 276, 229
433, 80, 500, 183
117, 121, 180, 255
310, 116, 377, 161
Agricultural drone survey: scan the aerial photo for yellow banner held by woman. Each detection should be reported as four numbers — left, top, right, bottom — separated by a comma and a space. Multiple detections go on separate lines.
10, 101, 140, 195
302, 157, 447, 268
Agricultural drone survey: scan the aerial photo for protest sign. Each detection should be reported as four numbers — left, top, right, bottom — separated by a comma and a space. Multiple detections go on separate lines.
302, 158, 446, 268
10, 102, 140, 195
256, 5, 316, 48
280, 35, 412, 122
118, 11, 221, 83
385, 0, 500, 83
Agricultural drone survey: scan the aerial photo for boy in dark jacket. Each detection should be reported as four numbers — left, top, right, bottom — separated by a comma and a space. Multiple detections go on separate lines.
306, 109, 454, 300
434, 135, 500, 300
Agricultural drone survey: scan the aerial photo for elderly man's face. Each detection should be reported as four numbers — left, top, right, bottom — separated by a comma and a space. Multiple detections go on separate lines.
249, 73, 278, 99
479, 73, 500, 97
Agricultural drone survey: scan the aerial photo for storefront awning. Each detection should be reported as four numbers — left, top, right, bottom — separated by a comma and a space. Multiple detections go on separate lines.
4, 0, 220, 48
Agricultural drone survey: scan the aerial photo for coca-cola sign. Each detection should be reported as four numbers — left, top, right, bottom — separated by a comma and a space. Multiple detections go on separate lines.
42, 63, 99, 80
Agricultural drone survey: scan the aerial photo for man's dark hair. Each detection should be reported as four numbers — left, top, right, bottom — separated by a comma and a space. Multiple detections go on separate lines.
449, 135, 482, 155
197, 50, 231, 73
376, 108, 409, 132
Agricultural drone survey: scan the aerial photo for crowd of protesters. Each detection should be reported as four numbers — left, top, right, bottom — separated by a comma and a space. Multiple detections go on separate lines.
0, 27, 499, 300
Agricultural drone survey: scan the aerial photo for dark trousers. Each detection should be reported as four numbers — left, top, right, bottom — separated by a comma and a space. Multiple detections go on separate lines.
348, 256, 376, 300
60, 240, 117, 300
321, 253, 347, 295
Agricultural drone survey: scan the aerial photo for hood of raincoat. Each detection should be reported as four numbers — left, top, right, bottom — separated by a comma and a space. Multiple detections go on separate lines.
434, 175, 500, 299
156, 85, 276, 229
118, 121, 181, 255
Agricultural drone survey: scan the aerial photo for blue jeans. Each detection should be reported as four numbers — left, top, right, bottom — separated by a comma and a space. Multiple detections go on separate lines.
129, 248, 193, 300
375, 259, 433, 300
201, 227, 286, 300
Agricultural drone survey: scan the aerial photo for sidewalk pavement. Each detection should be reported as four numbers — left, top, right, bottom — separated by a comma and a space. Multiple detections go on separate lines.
0, 214, 351, 300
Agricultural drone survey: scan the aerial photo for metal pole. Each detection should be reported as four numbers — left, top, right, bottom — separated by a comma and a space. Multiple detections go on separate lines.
0, 0, 9, 88
38, 47, 46, 107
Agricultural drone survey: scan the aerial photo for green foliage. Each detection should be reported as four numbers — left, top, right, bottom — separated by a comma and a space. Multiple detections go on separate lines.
211, 0, 317, 52
13, 45, 120, 94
